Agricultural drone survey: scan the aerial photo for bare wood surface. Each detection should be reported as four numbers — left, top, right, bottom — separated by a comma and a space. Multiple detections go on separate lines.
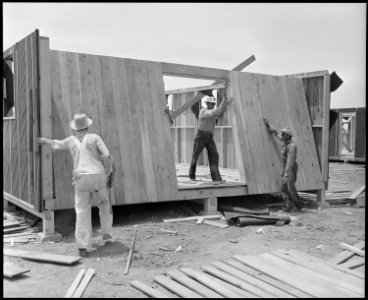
71, 268, 95, 298
340, 243, 365, 257
130, 280, 171, 298
166, 269, 224, 298
154, 275, 204, 298
3, 263, 30, 278
4, 248, 82, 265
64, 269, 86, 298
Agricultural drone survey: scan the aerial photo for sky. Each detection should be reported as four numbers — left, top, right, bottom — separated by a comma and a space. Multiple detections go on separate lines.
3, 2, 366, 109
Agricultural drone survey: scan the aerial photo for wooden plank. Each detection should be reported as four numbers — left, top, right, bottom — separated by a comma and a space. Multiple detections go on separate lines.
3, 121, 12, 193
340, 243, 365, 257
51, 50, 74, 209
3, 237, 31, 244
3, 263, 30, 278
38, 37, 53, 211
163, 214, 222, 223
124, 58, 149, 204
348, 185, 365, 200
224, 259, 311, 298
64, 269, 86, 298
4, 225, 30, 233
148, 61, 180, 200
107, 56, 129, 205
154, 275, 204, 298
4, 248, 82, 265
166, 269, 224, 298
271, 249, 364, 295
161, 61, 229, 80
211, 261, 294, 298
202, 264, 276, 298
130, 280, 171, 298
261, 253, 361, 297
71, 268, 95, 298
233, 254, 351, 297
180, 267, 243, 298
202, 219, 229, 228
3, 220, 25, 228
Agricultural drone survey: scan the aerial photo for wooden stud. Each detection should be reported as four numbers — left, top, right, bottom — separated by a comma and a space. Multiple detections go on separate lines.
71, 268, 95, 298
339, 243, 365, 257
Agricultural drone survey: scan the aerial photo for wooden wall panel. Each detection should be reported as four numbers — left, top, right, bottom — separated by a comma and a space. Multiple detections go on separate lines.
50, 51, 179, 208
3, 121, 12, 193
3, 31, 39, 208
229, 71, 323, 194
355, 107, 366, 159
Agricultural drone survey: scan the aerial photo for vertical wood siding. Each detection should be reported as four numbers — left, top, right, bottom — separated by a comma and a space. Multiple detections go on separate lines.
229, 71, 323, 194
3, 31, 39, 208
50, 51, 179, 209
354, 108, 365, 159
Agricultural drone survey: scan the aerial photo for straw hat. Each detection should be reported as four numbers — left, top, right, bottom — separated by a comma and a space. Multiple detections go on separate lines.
281, 127, 293, 137
70, 113, 93, 131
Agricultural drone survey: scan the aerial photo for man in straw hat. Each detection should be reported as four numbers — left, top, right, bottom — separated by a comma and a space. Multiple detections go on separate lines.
38, 113, 113, 257
189, 95, 233, 183
263, 117, 304, 213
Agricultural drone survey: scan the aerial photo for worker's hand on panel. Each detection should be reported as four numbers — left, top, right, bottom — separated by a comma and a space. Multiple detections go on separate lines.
263, 118, 270, 127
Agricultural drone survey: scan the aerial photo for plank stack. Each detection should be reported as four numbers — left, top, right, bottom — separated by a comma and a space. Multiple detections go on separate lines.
130, 248, 365, 298
3, 217, 38, 244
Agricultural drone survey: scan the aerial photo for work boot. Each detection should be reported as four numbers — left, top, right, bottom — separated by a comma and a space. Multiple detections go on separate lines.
78, 248, 88, 257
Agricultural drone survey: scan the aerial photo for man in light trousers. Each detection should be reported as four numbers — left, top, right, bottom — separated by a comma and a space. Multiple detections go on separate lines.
38, 113, 113, 257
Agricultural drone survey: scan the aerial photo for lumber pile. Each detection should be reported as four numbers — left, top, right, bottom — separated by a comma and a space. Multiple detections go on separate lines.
3, 217, 38, 244
299, 185, 365, 205
130, 248, 365, 298
329, 240, 365, 275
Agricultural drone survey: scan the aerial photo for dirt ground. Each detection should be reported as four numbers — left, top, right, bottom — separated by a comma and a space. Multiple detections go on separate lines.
3, 162, 365, 298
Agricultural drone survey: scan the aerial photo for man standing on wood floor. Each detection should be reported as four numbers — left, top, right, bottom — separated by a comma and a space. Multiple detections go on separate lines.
38, 113, 114, 257
189, 95, 232, 183
263, 118, 304, 213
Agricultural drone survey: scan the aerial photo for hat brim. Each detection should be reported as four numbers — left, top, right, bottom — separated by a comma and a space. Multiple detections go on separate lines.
70, 118, 93, 131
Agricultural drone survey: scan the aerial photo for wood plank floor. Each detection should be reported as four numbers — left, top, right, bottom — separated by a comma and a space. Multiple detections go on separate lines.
176, 163, 245, 190
130, 248, 365, 298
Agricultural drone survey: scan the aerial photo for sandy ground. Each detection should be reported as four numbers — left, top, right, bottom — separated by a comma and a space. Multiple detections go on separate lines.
3, 162, 365, 298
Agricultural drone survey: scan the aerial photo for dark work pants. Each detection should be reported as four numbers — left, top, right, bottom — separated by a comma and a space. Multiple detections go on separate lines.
189, 130, 222, 181
281, 165, 303, 210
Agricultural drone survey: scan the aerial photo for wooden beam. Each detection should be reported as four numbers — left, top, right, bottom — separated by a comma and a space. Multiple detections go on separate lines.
287, 70, 329, 79
169, 55, 256, 120
339, 243, 365, 257
161, 62, 229, 80
3, 192, 44, 219
4, 248, 82, 265
38, 37, 54, 215
165, 82, 226, 95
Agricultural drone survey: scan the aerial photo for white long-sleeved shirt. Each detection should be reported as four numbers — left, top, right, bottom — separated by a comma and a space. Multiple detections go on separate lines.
51, 133, 109, 178
197, 105, 226, 132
